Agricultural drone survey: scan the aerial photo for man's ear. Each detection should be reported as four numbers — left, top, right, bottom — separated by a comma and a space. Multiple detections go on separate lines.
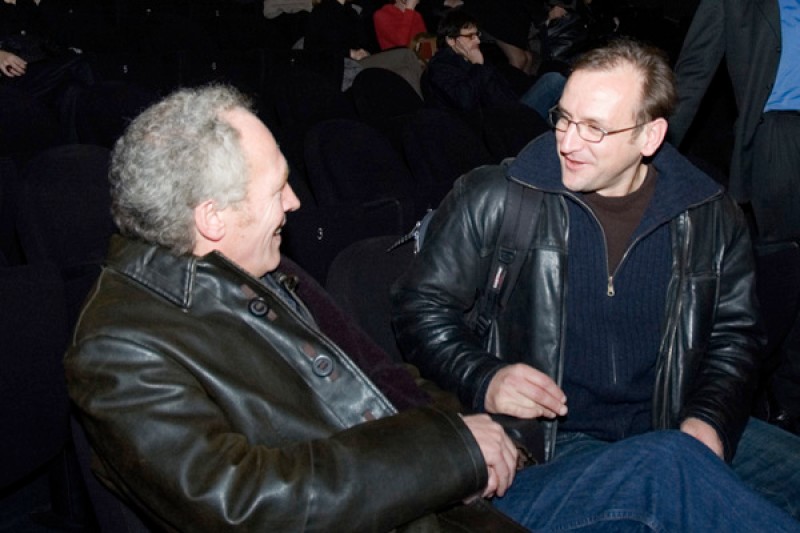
194, 199, 226, 243
445, 36, 456, 49
640, 117, 668, 157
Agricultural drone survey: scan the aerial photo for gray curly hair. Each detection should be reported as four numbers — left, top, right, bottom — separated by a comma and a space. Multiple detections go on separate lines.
110, 85, 254, 255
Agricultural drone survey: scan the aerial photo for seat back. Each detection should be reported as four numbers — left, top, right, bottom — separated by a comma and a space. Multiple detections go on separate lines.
16, 145, 115, 267
269, 58, 355, 170
0, 261, 70, 488
401, 108, 493, 216
70, 416, 154, 533
480, 105, 550, 162
15, 144, 116, 328
350, 68, 424, 125
283, 119, 415, 282
304, 118, 414, 211
325, 235, 414, 362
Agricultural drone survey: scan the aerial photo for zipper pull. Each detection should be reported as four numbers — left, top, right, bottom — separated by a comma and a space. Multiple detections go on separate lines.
607, 276, 615, 297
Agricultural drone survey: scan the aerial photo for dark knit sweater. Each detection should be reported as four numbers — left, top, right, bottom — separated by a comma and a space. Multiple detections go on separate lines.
505, 134, 725, 442
558, 169, 671, 441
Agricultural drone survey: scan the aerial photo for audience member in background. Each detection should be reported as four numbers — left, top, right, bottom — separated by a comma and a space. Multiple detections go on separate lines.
537, 0, 617, 76
460, 0, 539, 75
305, 0, 423, 93
66, 83, 800, 533
423, 8, 564, 118
669, 0, 800, 436
374, 0, 428, 50
262, 0, 313, 48
0, 0, 95, 142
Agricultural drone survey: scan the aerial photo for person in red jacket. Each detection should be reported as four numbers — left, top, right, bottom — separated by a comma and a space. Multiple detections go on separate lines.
374, 0, 428, 50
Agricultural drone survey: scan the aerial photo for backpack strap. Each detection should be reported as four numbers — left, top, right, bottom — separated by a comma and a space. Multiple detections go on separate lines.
472, 180, 543, 338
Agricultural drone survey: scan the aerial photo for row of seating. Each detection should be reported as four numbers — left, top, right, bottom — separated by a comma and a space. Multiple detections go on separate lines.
2, 4, 549, 523
0, 145, 114, 529
279, 67, 548, 281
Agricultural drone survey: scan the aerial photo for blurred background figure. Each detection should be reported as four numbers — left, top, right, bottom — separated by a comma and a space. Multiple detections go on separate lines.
670, 0, 800, 435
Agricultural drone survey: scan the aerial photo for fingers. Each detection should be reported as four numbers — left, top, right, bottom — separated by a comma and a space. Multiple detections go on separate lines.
680, 417, 724, 459
452, 41, 467, 60
468, 48, 484, 65
0, 52, 26, 77
462, 414, 518, 498
485, 364, 567, 419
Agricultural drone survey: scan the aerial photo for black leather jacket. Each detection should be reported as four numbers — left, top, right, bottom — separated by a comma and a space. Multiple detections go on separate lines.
65, 235, 496, 532
393, 134, 764, 463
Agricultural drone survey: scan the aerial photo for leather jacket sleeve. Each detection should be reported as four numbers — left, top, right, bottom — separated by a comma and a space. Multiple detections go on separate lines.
67, 334, 487, 532
392, 166, 510, 411
668, 194, 765, 461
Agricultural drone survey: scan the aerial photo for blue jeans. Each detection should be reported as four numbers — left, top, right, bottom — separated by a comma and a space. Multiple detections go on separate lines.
733, 417, 800, 518
519, 71, 566, 120
492, 430, 800, 532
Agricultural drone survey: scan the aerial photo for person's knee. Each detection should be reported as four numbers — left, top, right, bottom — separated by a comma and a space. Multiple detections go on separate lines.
621, 430, 719, 470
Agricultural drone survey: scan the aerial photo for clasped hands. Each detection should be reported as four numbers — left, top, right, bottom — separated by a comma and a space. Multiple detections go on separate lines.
466, 363, 725, 501
461, 364, 566, 501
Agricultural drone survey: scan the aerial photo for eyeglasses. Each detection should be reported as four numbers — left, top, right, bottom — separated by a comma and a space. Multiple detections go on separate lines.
457, 31, 481, 40
547, 106, 645, 143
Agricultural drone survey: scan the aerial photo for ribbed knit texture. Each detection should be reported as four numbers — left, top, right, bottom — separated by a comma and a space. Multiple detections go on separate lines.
559, 196, 672, 441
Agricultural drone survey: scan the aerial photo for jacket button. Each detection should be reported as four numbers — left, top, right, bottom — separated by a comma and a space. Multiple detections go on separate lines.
248, 298, 269, 317
312, 354, 334, 377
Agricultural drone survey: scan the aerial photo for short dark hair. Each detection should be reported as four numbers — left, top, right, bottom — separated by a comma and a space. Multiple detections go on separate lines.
571, 38, 677, 125
436, 8, 479, 49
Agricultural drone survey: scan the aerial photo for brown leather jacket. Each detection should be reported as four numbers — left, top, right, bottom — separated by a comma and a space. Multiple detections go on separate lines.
65, 235, 519, 532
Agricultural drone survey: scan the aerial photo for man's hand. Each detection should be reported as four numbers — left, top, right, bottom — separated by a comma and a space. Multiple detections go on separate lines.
349, 48, 370, 61
485, 364, 567, 419
462, 414, 518, 498
547, 5, 568, 23
681, 417, 724, 459
452, 39, 483, 65
0, 50, 27, 78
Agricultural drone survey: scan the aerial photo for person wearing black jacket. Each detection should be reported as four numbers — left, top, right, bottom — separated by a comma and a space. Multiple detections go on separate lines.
423, 8, 565, 118
394, 38, 800, 520
669, 0, 800, 435
66, 83, 800, 532
0, 0, 94, 143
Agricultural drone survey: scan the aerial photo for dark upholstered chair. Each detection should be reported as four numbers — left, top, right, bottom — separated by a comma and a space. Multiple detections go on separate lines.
326, 235, 415, 362
70, 416, 154, 533
283, 119, 415, 282
349, 67, 424, 125
15, 144, 116, 329
0, 260, 70, 489
479, 104, 550, 162
399, 108, 493, 217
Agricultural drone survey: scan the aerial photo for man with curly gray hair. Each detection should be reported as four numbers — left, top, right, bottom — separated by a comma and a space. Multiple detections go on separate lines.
65, 84, 800, 532
109, 85, 252, 256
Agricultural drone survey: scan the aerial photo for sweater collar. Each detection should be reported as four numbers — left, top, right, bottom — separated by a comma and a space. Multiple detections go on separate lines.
507, 132, 724, 218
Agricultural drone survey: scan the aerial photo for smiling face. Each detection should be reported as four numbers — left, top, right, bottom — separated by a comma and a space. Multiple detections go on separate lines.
556, 64, 659, 197
214, 108, 300, 277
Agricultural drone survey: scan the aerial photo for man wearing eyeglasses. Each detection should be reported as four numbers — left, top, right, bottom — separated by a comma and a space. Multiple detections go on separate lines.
422, 7, 566, 119
421, 8, 519, 111
394, 37, 800, 520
